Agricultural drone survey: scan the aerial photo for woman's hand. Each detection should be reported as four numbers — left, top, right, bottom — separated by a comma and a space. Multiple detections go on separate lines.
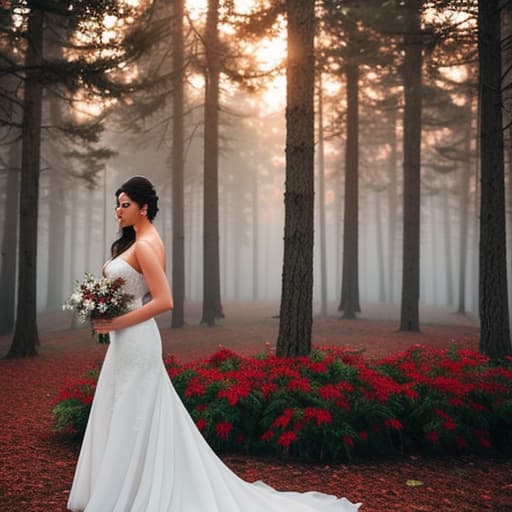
92, 317, 120, 334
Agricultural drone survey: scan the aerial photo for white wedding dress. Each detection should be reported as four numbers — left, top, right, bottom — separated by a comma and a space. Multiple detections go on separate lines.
68, 258, 361, 512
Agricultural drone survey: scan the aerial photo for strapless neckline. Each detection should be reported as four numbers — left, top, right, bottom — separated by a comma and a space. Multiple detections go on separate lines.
115, 257, 143, 276
104, 257, 143, 276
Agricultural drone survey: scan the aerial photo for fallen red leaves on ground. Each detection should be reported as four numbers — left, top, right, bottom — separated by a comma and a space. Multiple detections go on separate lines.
0, 314, 511, 511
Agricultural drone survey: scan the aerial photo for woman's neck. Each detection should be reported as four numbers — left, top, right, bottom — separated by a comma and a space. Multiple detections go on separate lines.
134, 218, 153, 238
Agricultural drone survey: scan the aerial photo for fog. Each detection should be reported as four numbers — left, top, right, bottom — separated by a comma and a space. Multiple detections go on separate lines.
9, 100, 479, 320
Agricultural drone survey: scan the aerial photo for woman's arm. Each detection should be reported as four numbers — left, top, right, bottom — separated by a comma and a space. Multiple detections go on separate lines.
93, 241, 173, 333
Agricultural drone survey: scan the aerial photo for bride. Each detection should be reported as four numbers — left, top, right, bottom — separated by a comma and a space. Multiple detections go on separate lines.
67, 176, 360, 512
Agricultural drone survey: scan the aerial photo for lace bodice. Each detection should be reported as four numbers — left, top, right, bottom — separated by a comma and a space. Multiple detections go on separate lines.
104, 258, 149, 310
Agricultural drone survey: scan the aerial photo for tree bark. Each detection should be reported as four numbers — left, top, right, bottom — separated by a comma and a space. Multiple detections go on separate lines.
399, 0, 423, 332
457, 123, 471, 314
171, 0, 186, 328
233, 184, 242, 300
430, 193, 438, 304
387, 104, 399, 303
478, 0, 512, 358
317, 72, 328, 317
276, 0, 315, 357
46, 172, 65, 310
201, 0, 223, 325
339, 60, 361, 318
45, 96, 65, 310
7, 5, 44, 358
252, 171, 259, 300
375, 189, 386, 302
442, 186, 454, 307
0, 142, 20, 334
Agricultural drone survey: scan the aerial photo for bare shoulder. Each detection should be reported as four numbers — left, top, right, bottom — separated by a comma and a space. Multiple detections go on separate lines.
135, 236, 165, 268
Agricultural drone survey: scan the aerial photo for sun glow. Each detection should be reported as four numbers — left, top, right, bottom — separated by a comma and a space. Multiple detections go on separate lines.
186, 0, 287, 112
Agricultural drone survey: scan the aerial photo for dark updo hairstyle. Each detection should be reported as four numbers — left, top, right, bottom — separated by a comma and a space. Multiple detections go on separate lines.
111, 176, 159, 259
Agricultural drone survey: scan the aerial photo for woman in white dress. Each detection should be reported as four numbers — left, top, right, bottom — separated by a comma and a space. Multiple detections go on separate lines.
67, 176, 361, 512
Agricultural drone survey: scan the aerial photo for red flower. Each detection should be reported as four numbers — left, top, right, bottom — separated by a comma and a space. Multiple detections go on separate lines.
473, 429, 492, 448
471, 402, 487, 413
426, 431, 439, 444
443, 420, 456, 431
287, 378, 311, 393
318, 384, 343, 401
455, 435, 467, 449
261, 430, 274, 441
343, 436, 354, 447
208, 348, 240, 366
303, 407, 332, 427
215, 422, 232, 439
272, 409, 294, 429
293, 420, 306, 432
185, 377, 205, 397
196, 418, 206, 431
260, 382, 278, 398
479, 437, 492, 449
277, 431, 297, 447
218, 383, 251, 406
434, 409, 451, 421
384, 418, 403, 431
358, 431, 368, 442
403, 385, 419, 400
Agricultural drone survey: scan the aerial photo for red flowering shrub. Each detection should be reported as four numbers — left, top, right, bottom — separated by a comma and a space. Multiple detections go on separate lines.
53, 344, 512, 461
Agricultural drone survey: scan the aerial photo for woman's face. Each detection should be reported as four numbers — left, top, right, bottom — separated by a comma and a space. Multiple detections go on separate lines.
115, 192, 144, 228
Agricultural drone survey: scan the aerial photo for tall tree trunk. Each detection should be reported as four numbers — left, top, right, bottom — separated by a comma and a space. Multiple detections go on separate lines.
399, 0, 423, 332
375, 189, 386, 302
201, 0, 223, 325
339, 60, 360, 318
276, 0, 315, 357
68, 183, 81, 329
335, 172, 342, 297
457, 123, 471, 314
252, 171, 259, 300
46, 97, 65, 310
0, 142, 20, 334
442, 186, 454, 307
84, 188, 92, 271
503, 5, 512, 326
6, 6, 44, 358
233, 185, 242, 300
430, 193, 438, 304
478, 0, 512, 357
46, 172, 65, 309
317, 73, 328, 317
387, 104, 399, 303
172, 0, 185, 328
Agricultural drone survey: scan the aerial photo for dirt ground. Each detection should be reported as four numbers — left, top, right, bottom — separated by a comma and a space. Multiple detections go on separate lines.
1, 301, 511, 511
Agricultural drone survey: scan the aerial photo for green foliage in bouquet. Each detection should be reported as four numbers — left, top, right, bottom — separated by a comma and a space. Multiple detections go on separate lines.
53, 345, 512, 461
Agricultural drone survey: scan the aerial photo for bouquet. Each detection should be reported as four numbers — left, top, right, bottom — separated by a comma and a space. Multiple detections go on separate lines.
63, 272, 133, 344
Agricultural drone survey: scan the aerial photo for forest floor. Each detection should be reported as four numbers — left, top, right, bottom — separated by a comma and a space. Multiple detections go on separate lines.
1, 301, 511, 511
